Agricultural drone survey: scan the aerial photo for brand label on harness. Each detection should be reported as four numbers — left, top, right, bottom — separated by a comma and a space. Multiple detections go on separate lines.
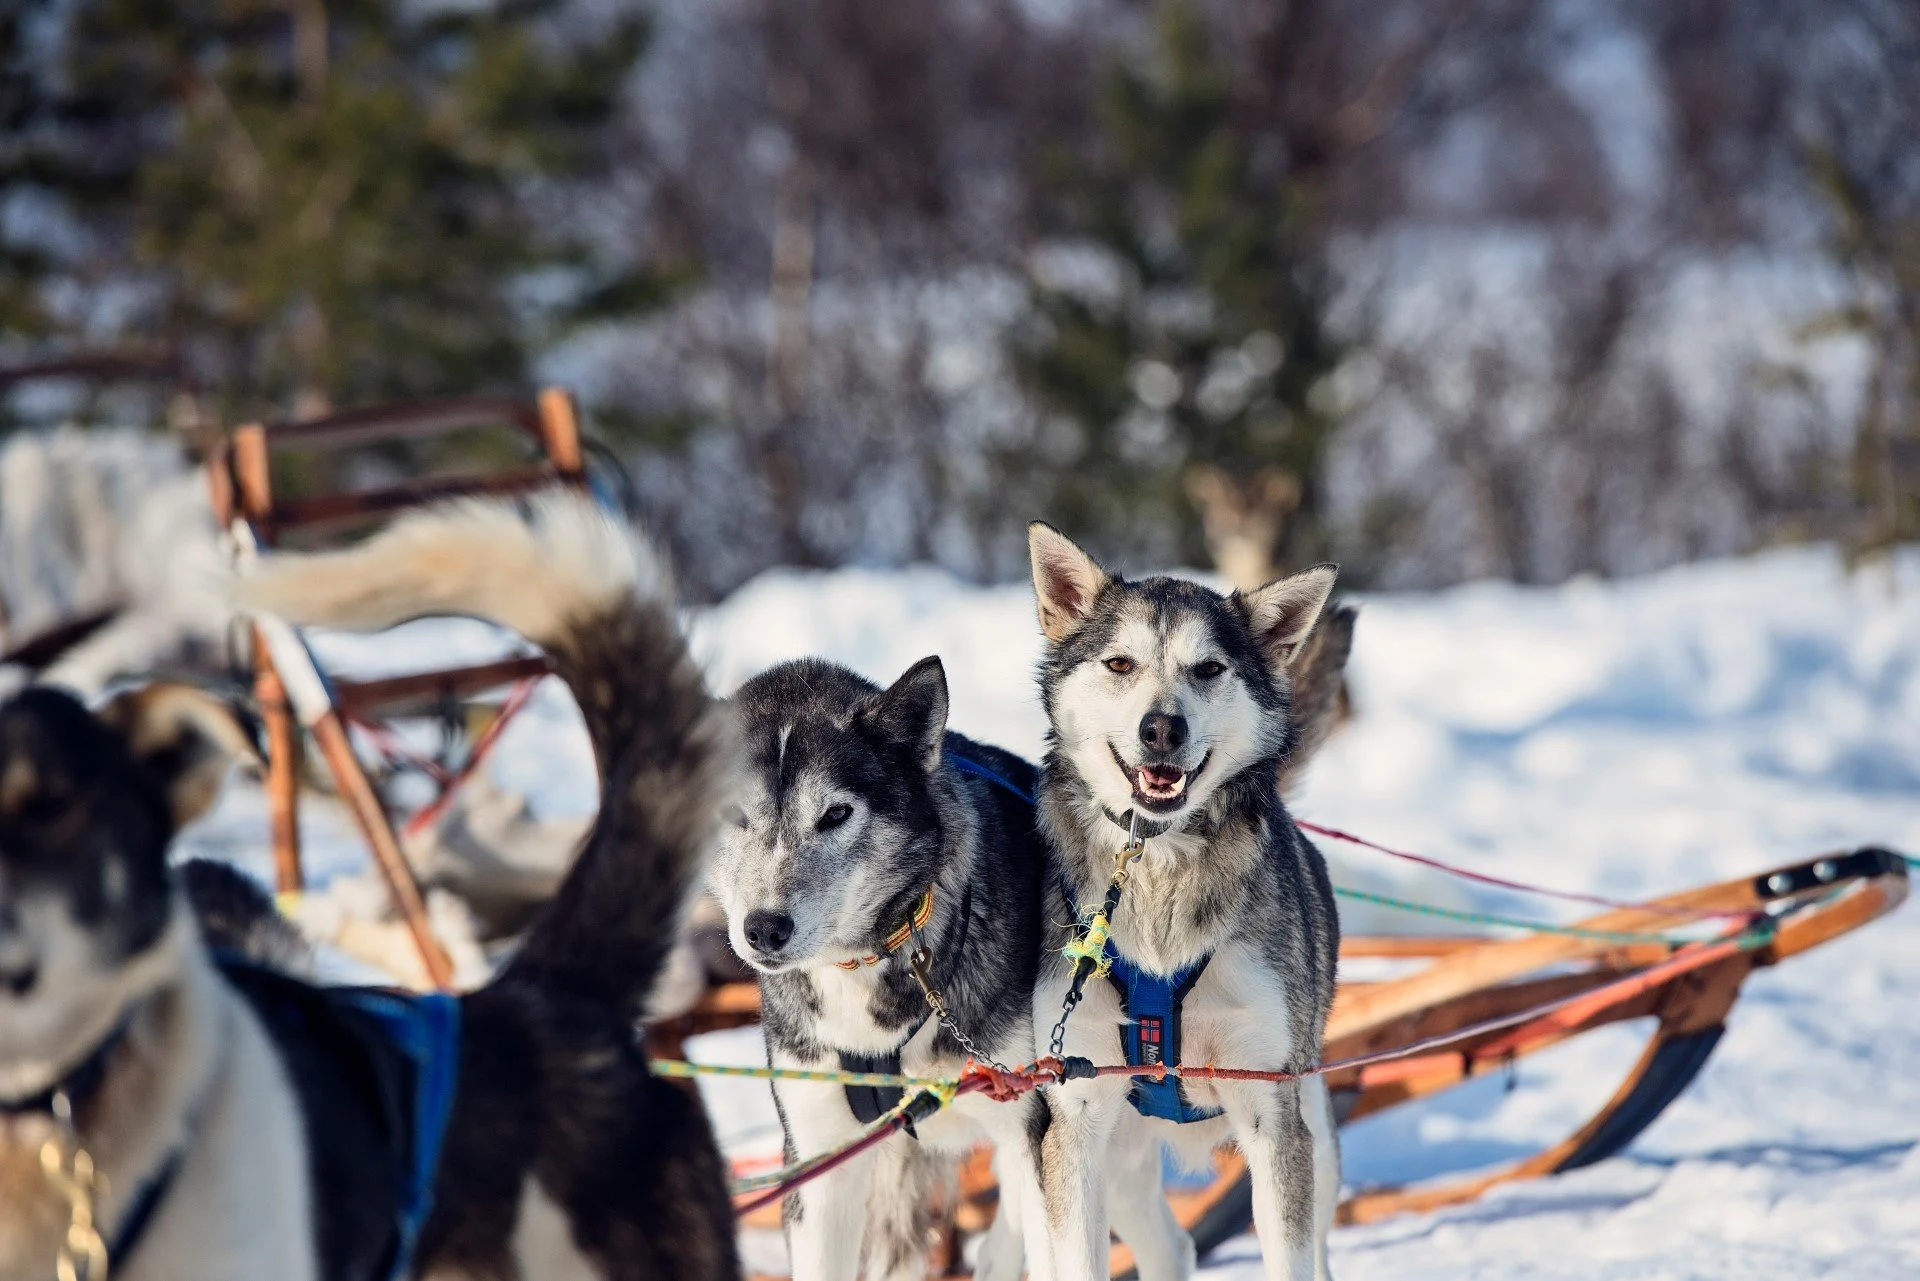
1137, 1014, 1165, 1065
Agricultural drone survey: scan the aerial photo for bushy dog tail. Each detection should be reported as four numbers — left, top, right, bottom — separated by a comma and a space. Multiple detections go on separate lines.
180, 858, 316, 976
1278, 601, 1356, 797
233, 494, 725, 1017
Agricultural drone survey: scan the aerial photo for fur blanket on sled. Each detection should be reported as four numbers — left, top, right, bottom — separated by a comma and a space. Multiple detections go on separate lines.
0, 426, 232, 695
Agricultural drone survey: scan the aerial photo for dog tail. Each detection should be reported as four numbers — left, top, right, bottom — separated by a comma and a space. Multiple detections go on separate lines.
233, 493, 725, 1017
180, 858, 316, 976
1278, 601, 1356, 797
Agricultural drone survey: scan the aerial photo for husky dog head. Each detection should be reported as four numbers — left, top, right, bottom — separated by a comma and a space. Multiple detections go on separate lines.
0, 683, 256, 1102
707, 657, 950, 974
1028, 522, 1336, 830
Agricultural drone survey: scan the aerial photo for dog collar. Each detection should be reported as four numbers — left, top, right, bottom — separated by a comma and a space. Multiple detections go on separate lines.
835, 887, 935, 970
1100, 805, 1174, 840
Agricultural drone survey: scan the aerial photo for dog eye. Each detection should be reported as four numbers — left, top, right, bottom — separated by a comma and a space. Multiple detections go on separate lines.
1103, 656, 1133, 674
817, 803, 853, 830
7, 787, 72, 828
1193, 660, 1226, 680
721, 805, 749, 829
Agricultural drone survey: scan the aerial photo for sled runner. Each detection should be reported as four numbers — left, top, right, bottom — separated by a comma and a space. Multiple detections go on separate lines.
652, 844, 1908, 1278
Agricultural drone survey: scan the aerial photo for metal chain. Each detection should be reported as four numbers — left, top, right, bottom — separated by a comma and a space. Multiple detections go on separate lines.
1047, 986, 1083, 1062
906, 927, 1014, 1074
1048, 813, 1148, 1061
39, 1091, 109, 1281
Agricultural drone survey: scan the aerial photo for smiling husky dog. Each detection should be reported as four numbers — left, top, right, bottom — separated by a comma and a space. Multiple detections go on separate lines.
1025, 523, 1342, 1281
0, 494, 736, 1281
706, 656, 1055, 1281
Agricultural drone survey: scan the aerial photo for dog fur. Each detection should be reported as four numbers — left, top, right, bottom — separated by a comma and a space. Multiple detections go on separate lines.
1024, 523, 1344, 1281
705, 656, 1054, 1281
1274, 604, 1355, 800
0, 493, 736, 1281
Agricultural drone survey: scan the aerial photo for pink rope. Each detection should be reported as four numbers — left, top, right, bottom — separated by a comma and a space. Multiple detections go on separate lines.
1296, 819, 1742, 920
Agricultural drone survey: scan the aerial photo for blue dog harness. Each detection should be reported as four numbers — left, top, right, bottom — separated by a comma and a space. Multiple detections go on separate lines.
334, 986, 462, 1278
218, 957, 461, 1281
1104, 954, 1223, 1123
951, 754, 1221, 1126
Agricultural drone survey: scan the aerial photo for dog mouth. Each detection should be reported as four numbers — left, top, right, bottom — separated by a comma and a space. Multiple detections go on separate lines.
1109, 744, 1209, 812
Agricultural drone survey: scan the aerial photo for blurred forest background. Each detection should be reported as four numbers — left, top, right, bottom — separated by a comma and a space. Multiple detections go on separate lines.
2, 0, 1916, 601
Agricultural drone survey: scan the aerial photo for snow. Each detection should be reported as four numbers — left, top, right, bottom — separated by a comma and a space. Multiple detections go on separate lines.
178, 543, 1920, 1278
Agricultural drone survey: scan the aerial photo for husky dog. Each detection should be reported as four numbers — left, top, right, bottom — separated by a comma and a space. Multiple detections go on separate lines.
705, 657, 1053, 1281
1024, 523, 1343, 1281
0, 494, 736, 1281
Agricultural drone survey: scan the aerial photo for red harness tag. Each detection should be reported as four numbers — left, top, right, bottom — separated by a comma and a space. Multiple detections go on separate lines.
1136, 1014, 1165, 1064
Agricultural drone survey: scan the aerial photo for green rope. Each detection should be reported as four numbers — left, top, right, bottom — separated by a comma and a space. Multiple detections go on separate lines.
650, 1058, 958, 1091
1332, 886, 1693, 945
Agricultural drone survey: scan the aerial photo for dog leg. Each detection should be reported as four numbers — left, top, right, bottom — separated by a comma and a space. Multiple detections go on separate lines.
784, 1146, 877, 1281
776, 1077, 877, 1281
973, 1181, 1025, 1281
974, 1094, 1059, 1281
860, 1137, 942, 1281
1300, 1075, 1340, 1281
1037, 1079, 1127, 1281
1218, 1079, 1322, 1281
1106, 1127, 1194, 1281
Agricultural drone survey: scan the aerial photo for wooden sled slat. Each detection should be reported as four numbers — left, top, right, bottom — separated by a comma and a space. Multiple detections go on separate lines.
1330, 848, 1907, 1045
710, 849, 1906, 1276
332, 655, 552, 718
1337, 944, 1754, 1224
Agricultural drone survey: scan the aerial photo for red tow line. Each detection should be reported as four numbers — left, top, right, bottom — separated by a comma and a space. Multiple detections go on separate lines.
1296, 819, 1749, 920
729, 920, 1768, 1217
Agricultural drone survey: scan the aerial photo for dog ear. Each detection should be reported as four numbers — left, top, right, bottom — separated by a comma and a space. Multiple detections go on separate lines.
863, 656, 949, 771
1235, 564, 1338, 671
1028, 522, 1110, 644
97, 683, 265, 830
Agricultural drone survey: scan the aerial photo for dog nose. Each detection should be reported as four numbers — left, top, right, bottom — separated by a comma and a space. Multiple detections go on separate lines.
1138, 712, 1188, 754
744, 909, 795, 955
0, 962, 36, 997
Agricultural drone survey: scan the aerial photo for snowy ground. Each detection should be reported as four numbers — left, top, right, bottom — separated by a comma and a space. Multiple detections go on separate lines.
180, 544, 1920, 1279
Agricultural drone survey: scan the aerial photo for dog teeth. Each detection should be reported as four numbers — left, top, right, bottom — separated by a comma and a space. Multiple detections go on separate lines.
1135, 768, 1188, 798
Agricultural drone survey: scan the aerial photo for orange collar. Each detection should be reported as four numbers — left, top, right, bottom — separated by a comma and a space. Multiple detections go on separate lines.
834, 888, 935, 970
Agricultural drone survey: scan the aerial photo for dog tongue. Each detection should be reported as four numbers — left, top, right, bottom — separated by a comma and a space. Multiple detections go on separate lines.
1137, 764, 1186, 795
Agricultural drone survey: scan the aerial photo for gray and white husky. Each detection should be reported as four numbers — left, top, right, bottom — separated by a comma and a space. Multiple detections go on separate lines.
1025, 523, 1343, 1281
705, 656, 1055, 1281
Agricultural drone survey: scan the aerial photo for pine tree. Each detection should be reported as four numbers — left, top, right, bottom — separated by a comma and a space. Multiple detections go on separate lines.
1007, 1, 1344, 582
1, 0, 671, 429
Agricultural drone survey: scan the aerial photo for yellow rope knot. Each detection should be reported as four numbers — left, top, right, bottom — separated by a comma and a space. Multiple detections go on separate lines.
1061, 911, 1114, 977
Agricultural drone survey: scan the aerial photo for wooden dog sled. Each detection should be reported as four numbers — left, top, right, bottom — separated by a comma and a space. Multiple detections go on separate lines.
651, 845, 1908, 1277
205, 401, 1907, 1270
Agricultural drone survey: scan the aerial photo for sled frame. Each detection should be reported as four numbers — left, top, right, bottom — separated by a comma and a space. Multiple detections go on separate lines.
208, 390, 588, 989
651, 847, 1908, 1278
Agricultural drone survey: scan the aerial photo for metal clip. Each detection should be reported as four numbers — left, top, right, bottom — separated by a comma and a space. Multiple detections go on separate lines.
40, 1092, 110, 1281
1112, 811, 1148, 887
